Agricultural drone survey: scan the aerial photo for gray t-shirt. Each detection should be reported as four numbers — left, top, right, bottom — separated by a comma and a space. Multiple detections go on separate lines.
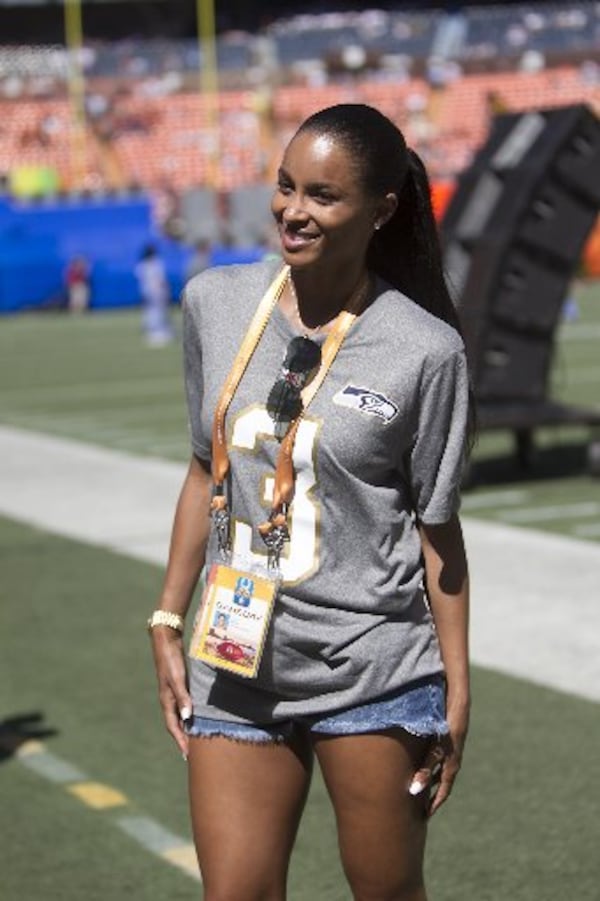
183, 259, 469, 724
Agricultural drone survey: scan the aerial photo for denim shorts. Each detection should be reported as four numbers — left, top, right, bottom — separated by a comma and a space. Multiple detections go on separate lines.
185, 675, 448, 744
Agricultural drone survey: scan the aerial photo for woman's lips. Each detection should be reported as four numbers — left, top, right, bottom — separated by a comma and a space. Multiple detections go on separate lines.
280, 228, 319, 251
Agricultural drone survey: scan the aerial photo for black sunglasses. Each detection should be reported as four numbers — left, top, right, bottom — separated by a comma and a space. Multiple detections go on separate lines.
267, 336, 322, 440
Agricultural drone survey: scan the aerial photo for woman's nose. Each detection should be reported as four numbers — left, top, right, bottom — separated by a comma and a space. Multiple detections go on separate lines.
282, 199, 309, 223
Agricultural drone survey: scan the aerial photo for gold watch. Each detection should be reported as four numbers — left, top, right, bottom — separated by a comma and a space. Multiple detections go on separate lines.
147, 610, 185, 634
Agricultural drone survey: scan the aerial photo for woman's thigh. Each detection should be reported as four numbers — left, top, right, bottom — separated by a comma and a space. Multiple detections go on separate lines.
188, 729, 313, 901
313, 729, 430, 901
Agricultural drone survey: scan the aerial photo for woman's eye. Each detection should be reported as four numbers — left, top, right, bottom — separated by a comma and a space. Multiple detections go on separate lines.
314, 192, 335, 205
277, 183, 293, 195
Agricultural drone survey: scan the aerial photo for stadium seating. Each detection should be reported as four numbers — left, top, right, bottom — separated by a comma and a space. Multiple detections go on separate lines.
0, 1, 598, 203
1, 63, 598, 195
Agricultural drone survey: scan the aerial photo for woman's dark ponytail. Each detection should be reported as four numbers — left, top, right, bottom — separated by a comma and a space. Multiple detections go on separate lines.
367, 149, 463, 336
374, 152, 477, 451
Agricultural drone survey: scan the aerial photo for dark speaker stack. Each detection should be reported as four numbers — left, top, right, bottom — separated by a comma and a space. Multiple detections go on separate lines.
441, 104, 600, 405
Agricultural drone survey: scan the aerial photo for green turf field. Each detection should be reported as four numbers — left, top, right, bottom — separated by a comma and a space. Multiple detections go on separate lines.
1, 281, 599, 899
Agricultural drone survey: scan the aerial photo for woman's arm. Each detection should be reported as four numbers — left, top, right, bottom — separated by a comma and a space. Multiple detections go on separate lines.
413, 512, 470, 815
150, 454, 213, 757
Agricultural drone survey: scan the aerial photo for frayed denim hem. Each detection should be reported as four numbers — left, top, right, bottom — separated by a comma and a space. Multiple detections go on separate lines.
311, 720, 450, 739
184, 716, 291, 744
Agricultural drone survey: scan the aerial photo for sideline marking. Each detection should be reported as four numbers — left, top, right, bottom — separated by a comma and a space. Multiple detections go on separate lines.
16, 744, 87, 784
163, 845, 201, 879
15, 739, 45, 756
3, 731, 200, 883
68, 781, 128, 809
117, 816, 200, 881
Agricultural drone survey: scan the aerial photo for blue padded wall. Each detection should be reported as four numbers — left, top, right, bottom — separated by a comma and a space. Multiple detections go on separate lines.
0, 195, 187, 313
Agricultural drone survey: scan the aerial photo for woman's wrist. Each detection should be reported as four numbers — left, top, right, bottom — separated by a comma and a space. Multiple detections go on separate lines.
147, 610, 185, 634
445, 680, 471, 714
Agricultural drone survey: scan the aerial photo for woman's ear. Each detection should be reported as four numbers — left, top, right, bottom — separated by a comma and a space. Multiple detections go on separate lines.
374, 192, 398, 231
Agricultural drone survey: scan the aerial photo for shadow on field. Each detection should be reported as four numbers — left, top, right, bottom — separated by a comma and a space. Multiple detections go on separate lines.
467, 439, 590, 488
0, 712, 57, 763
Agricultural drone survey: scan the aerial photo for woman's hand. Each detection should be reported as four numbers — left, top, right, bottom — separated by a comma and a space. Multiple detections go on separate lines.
416, 515, 471, 816
149, 455, 213, 759
151, 626, 193, 759
409, 701, 470, 816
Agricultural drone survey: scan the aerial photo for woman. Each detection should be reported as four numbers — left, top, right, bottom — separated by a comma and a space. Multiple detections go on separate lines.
149, 104, 471, 901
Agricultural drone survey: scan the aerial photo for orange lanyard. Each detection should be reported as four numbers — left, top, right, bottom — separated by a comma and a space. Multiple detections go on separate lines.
211, 265, 289, 490
210, 265, 368, 559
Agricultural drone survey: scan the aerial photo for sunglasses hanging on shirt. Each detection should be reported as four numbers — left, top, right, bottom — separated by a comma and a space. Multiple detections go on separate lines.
267, 336, 322, 440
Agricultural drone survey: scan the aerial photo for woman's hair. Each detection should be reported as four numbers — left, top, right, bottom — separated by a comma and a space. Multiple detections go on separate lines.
295, 103, 476, 451
295, 103, 462, 335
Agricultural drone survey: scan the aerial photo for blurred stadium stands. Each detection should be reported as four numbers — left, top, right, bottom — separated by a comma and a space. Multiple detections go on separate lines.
1, 2, 598, 190
0, 1, 599, 308
1, 67, 597, 196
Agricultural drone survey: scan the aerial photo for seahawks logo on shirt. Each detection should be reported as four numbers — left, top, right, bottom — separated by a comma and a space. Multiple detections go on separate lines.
333, 385, 399, 423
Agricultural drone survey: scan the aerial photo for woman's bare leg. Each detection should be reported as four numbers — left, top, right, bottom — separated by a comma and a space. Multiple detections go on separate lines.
314, 729, 430, 901
188, 730, 312, 901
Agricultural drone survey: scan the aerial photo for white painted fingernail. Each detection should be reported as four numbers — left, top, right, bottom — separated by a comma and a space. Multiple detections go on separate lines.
182, 753, 188, 763
180, 706, 192, 721
409, 780, 425, 796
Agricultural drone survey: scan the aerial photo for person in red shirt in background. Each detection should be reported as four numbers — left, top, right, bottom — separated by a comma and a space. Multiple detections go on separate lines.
65, 256, 91, 313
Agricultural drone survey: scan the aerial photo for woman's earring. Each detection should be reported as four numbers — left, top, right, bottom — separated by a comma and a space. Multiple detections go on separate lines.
374, 222, 381, 231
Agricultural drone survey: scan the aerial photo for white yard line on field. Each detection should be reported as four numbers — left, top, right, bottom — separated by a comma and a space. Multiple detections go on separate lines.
0, 424, 183, 565
497, 501, 600, 524
1, 424, 599, 704
461, 489, 530, 511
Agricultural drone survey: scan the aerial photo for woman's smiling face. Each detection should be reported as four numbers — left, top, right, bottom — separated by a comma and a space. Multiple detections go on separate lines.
271, 131, 384, 272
